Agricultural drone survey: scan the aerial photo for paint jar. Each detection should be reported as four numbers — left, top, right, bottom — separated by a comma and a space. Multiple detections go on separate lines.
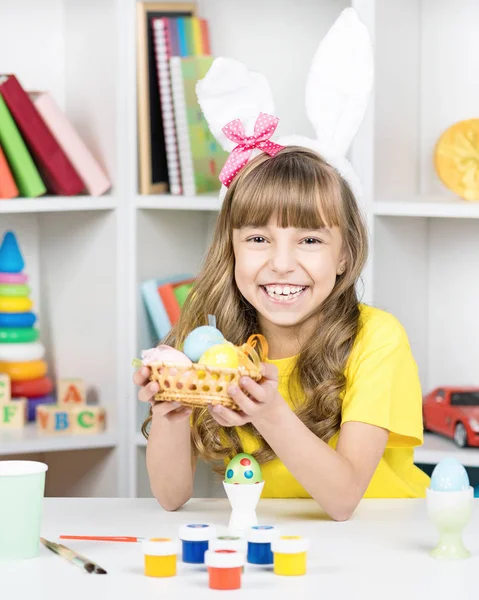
179, 523, 216, 564
205, 549, 245, 590
246, 525, 280, 565
271, 536, 309, 576
143, 538, 177, 577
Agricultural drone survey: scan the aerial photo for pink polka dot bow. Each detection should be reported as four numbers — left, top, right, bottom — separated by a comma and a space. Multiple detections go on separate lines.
219, 113, 284, 187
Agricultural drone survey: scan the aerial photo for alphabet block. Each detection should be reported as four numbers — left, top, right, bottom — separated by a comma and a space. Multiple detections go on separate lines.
57, 378, 85, 406
0, 374, 11, 403
37, 405, 72, 434
70, 406, 106, 434
0, 399, 26, 428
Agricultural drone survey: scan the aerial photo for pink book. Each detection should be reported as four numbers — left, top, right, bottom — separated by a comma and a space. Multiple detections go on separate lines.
29, 91, 111, 196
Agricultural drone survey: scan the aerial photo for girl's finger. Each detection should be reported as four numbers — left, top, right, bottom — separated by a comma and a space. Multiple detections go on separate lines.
229, 384, 258, 413
166, 407, 192, 422
238, 377, 265, 403
133, 366, 151, 386
210, 404, 248, 426
260, 362, 279, 382
138, 380, 159, 403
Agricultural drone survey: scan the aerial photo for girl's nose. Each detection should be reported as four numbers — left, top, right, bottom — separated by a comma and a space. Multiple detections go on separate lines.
269, 247, 296, 276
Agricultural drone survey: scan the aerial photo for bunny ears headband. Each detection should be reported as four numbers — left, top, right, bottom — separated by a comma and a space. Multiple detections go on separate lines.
195, 8, 374, 201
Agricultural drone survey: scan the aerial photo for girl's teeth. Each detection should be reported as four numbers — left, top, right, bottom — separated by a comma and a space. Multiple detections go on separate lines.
264, 285, 305, 299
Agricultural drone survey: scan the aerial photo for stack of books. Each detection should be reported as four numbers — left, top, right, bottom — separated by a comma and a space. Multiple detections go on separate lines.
151, 15, 228, 196
141, 275, 195, 342
0, 74, 111, 199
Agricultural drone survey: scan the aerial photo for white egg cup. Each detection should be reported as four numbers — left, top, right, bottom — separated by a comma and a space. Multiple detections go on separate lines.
223, 481, 264, 535
426, 486, 473, 559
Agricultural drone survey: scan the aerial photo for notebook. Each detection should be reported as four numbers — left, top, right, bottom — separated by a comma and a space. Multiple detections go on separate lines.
0, 94, 46, 197
29, 91, 111, 196
0, 74, 84, 196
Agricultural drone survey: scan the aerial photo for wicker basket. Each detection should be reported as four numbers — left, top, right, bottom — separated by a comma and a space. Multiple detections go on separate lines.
148, 334, 268, 410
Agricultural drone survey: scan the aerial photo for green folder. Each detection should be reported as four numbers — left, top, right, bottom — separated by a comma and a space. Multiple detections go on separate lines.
0, 95, 46, 198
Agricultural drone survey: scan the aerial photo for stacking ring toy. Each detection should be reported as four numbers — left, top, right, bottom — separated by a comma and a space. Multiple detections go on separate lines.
0, 360, 48, 381
0, 342, 45, 362
26, 394, 56, 422
0, 328, 39, 343
0, 272, 28, 284
0, 312, 36, 328
0, 284, 30, 297
0, 297, 33, 312
11, 376, 53, 398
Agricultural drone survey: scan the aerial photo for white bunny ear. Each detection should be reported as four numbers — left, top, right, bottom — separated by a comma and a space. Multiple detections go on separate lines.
305, 8, 374, 157
196, 57, 276, 152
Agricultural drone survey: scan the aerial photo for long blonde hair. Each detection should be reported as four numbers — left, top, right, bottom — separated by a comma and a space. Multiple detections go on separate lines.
142, 147, 368, 474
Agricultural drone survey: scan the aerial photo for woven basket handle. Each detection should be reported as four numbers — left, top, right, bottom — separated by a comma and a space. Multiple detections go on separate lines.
245, 334, 269, 363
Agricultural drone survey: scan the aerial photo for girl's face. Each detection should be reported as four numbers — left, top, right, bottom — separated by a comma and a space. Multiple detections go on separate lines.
232, 217, 345, 331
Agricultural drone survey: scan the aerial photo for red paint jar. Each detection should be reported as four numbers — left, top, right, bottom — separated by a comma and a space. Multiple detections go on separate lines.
204, 549, 245, 590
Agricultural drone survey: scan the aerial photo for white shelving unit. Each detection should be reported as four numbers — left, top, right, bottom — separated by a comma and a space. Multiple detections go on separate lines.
2, 0, 478, 498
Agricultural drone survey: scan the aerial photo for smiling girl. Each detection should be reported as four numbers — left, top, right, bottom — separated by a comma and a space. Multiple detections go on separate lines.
134, 146, 430, 520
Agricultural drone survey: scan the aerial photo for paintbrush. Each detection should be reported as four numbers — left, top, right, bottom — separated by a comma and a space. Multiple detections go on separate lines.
41, 538, 107, 574
60, 535, 146, 543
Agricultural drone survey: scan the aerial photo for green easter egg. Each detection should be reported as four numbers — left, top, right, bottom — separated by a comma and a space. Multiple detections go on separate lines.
225, 453, 262, 484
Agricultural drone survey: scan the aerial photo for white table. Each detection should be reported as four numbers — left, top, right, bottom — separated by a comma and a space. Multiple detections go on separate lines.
1, 498, 477, 600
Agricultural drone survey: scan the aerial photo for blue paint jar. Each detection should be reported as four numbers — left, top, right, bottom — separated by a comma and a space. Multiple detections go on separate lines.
179, 524, 217, 564
246, 525, 279, 565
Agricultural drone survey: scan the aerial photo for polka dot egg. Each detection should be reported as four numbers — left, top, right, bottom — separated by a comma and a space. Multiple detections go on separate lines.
225, 453, 262, 485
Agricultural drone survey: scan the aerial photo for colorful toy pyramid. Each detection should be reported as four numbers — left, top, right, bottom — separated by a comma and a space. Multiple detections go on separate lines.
0, 231, 55, 421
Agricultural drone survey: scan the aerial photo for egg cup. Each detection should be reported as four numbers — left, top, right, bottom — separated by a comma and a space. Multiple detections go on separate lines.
426, 486, 473, 559
223, 481, 265, 535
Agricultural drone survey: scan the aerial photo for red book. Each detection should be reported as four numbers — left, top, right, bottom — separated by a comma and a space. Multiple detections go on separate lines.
0, 75, 84, 196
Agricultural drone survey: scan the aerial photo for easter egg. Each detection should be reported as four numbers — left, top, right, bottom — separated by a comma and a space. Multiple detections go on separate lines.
430, 457, 470, 492
225, 453, 262, 484
141, 345, 192, 366
183, 325, 225, 362
199, 343, 239, 369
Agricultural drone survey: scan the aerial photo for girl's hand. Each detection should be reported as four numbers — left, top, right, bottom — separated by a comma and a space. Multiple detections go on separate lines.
133, 366, 192, 422
208, 363, 286, 427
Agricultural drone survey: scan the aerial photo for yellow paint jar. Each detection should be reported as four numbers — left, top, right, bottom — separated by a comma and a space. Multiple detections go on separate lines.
271, 536, 309, 576
143, 538, 177, 577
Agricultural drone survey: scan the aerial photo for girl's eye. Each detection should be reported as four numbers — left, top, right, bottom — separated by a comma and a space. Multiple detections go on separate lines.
248, 236, 267, 243
302, 237, 322, 245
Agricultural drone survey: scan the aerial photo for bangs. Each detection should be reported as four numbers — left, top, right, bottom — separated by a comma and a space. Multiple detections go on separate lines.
229, 148, 344, 231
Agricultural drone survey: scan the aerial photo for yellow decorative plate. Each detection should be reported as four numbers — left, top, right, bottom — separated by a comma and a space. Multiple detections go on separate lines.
434, 118, 479, 201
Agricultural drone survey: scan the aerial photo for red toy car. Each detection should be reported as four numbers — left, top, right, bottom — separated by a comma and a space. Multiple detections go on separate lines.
423, 387, 479, 448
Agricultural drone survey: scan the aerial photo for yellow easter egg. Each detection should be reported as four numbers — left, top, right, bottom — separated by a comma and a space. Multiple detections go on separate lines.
199, 343, 239, 369
434, 118, 479, 201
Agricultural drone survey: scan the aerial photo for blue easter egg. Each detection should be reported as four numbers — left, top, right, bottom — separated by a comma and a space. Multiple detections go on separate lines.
183, 325, 225, 362
430, 457, 470, 492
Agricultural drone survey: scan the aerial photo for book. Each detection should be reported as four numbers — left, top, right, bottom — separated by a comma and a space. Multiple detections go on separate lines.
170, 56, 228, 196
158, 278, 195, 324
141, 274, 193, 342
0, 94, 46, 197
152, 18, 182, 195
0, 146, 19, 199
0, 74, 84, 196
29, 91, 111, 196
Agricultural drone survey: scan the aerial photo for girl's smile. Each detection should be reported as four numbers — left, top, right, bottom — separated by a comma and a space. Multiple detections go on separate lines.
261, 284, 308, 304
232, 217, 345, 345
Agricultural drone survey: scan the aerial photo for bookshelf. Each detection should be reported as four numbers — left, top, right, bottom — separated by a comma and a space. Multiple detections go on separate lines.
2, 0, 479, 499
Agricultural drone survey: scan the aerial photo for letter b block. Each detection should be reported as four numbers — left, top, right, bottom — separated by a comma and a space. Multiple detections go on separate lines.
37, 406, 71, 433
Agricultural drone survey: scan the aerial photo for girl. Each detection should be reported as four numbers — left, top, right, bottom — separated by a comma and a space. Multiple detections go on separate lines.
134, 145, 430, 520
134, 10, 430, 520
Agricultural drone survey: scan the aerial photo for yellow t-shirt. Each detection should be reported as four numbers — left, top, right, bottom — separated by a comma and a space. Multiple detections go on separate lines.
236, 304, 431, 498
